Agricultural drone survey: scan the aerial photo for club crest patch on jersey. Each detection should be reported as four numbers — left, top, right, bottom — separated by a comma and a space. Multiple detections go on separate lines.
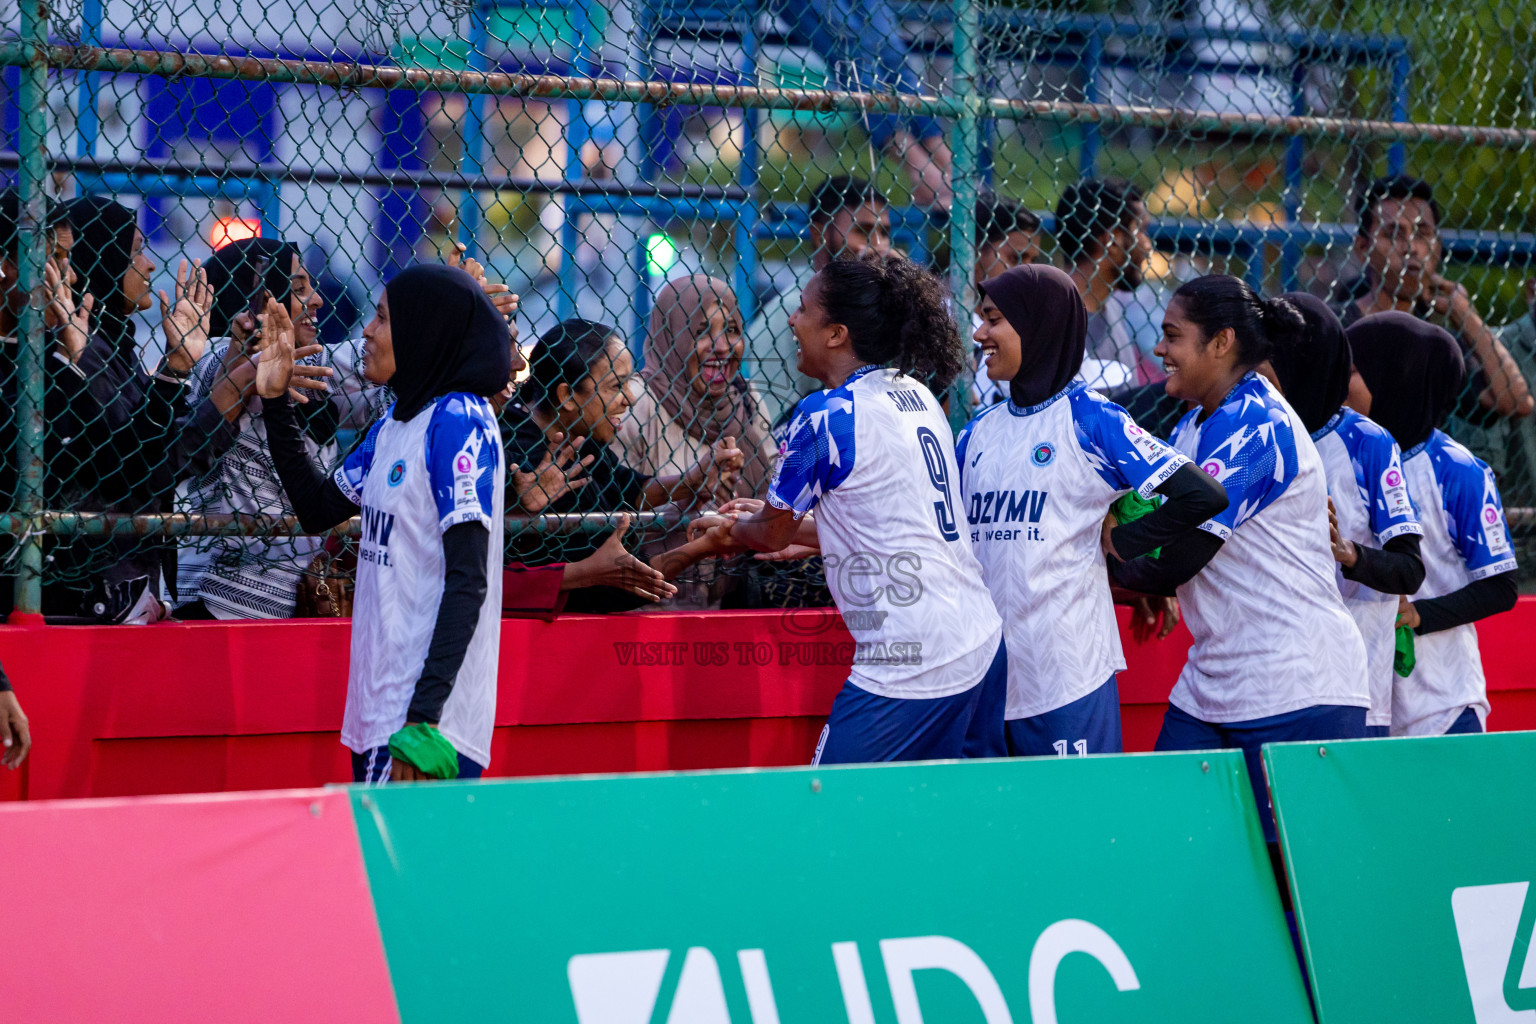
1031, 442, 1056, 467
387, 460, 406, 486
1380, 465, 1412, 518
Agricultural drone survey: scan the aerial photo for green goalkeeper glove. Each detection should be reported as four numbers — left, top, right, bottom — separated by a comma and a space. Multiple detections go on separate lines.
1109, 491, 1163, 559
388, 723, 460, 780
1393, 625, 1416, 678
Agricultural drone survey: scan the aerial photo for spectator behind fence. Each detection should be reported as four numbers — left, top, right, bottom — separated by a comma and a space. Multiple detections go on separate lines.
615, 275, 778, 610
970, 192, 1043, 408
503, 318, 742, 613
771, 0, 953, 209
746, 176, 892, 427
1494, 278, 1536, 509
32, 196, 260, 622
1055, 179, 1157, 389
174, 237, 372, 620
0, 192, 90, 521
1333, 175, 1532, 474
0, 193, 108, 617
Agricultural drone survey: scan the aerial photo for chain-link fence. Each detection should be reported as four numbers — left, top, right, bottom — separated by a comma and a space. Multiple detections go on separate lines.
2, 0, 1534, 620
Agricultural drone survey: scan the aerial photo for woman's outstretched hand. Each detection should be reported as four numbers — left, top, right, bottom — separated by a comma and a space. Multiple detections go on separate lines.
514, 431, 593, 512
689, 434, 745, 506
160, 259, 213, 375
44, 256, 92, 362
562, 513, 678, 602
253, 298, 295, 399
255, 297, 333, 401
447, 242, 520, 326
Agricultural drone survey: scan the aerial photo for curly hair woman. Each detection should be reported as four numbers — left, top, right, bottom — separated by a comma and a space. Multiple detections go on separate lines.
686, 248, 1007, 764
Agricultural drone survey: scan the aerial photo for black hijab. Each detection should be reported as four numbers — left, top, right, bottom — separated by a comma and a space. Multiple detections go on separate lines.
1346, 311, 1465, 451
204, 237, 300, 338
979, 263, 1087, 407
66, 196, 140, 363
1270, 291, 1352, 433
385, 264, 512, 422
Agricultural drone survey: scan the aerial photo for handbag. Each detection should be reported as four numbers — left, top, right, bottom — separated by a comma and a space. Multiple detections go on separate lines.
296, 537, 356, 617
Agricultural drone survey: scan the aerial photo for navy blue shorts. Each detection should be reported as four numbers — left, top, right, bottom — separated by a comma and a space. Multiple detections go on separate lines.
1360, 709, 1481, 740
1155, 702, 1366, 842
1445, 706, 1485, 735
814, 639, 1008, 765
351, 745, 485, 784
1005, 675, 1124, 757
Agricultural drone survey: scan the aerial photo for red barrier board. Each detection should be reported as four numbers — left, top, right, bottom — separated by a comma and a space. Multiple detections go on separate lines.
1, 600, 1531, 801
0, 789, 399, 1022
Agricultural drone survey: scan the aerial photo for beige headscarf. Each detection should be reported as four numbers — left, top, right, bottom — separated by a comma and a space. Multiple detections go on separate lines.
642, 274, 760, 445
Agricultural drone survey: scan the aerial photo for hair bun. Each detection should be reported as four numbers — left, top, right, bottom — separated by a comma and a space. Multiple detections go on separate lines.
1261, 295, 1306, 333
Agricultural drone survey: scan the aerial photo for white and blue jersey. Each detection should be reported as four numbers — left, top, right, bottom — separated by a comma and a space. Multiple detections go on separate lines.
769, 366, 1002, 700
956, 384, 1189, 719
1168, 374, 1368, 722
1312, 408, 1422, 728
334, 393, 506, 767
1396, 430, 1516, 736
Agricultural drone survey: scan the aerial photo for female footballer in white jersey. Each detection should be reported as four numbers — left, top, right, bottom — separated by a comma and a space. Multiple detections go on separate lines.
1121, 275, 1369, 838
1349, 313, 1518, 735
261, 264, 514, 783
1267, 294, 1425, 737
957, 264, 1227, 756
691, 249, 1007, 763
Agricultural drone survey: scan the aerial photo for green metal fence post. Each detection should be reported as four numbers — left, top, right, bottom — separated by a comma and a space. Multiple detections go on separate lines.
12, 0, 51, 619
947, 0, 980, 434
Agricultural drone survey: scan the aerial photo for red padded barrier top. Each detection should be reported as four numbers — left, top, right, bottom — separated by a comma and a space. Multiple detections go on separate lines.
1, 600, 1531, 800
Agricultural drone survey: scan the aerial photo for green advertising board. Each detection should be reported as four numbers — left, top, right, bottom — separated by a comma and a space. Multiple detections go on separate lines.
351, 754, 1312, 1023
1266, 732, 1536, 1024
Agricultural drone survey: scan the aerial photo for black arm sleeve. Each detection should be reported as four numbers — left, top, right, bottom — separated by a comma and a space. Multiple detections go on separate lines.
1340, 533, 1426, 596
1413, 571, 1518, 636
1109, 462, 1230, 562
299, 391, 342, 449
407, 522, 491, 725
0, 661, 11, 692
263, 393, 360, 532
1108, 529, 1225, 597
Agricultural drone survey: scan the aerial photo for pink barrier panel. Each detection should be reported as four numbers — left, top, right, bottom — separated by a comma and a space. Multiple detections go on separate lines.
0, 789, 398, 1022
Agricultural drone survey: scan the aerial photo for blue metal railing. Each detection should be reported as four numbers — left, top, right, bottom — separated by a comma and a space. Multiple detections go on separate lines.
46, 6, 1427, 315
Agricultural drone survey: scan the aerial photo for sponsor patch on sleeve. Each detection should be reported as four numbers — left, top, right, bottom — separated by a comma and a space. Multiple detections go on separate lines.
1380, 465, 1412, 519
1123, 420, 1174, 464
453, 447, 481, 509
1482, 504, 1512, 557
